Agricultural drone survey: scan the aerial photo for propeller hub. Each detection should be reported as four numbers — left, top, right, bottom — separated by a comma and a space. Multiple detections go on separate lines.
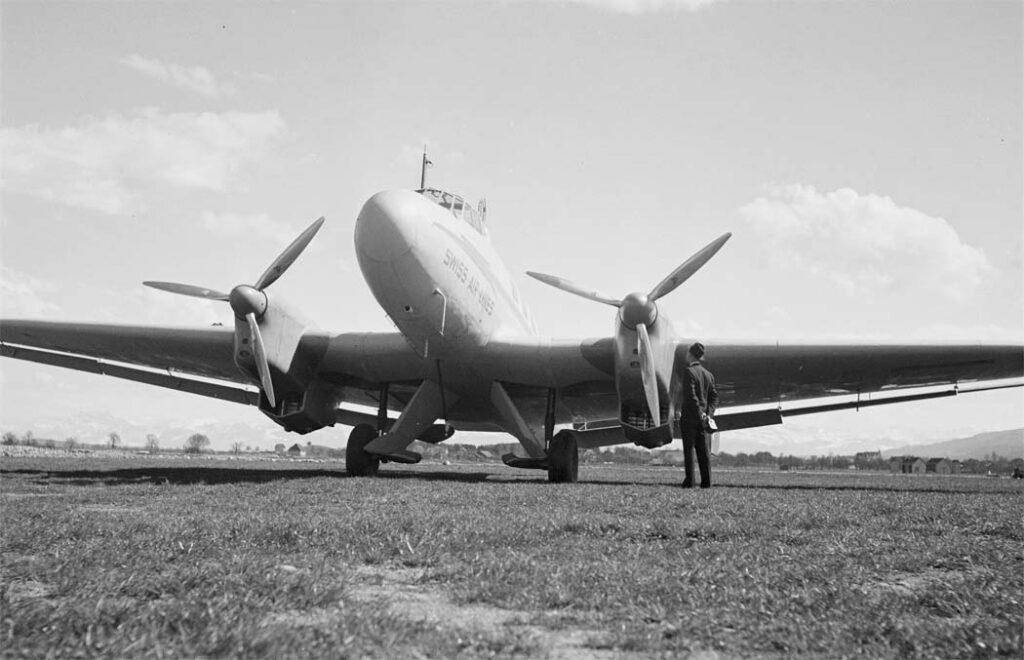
229, 285, 268, 319
620, 292, 657, 330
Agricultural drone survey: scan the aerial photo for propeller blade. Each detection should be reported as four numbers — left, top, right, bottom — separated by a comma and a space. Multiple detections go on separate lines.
526, 271, 622, 307
636, 322, 660, 427
246, 312, 276, 409
254, 216, 326, 290
648, 232, 732, 301
143, 281, 230, 301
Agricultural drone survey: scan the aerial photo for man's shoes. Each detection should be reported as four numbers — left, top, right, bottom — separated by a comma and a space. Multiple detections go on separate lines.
700, 483, 711, 489
680, 479, 694, 488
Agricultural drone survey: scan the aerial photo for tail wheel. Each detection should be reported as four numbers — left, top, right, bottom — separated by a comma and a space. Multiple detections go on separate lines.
547, 430, 579, 483
346, 424, 380, 477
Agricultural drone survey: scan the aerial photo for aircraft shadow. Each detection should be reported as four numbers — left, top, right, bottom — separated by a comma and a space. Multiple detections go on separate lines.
2, 466, 1003, 493
1, 466, 494, 486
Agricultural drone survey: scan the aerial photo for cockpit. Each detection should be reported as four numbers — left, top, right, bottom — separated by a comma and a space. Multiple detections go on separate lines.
418, 188, 488, 236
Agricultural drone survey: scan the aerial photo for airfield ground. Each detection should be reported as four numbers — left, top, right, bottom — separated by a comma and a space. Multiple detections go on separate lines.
1, 456, 1021, 659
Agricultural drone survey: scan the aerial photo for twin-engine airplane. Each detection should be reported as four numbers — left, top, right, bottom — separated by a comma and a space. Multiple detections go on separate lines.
2, 164, 1022, 482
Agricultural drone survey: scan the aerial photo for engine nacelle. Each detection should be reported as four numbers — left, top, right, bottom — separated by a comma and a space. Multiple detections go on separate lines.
260, 380, 338, 434
613, 315, 677, 449
233, 294, 329, 411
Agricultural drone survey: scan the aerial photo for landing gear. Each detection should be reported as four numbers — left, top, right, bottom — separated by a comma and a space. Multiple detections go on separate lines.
346, 424, 380, 477
547, 430, 579, 483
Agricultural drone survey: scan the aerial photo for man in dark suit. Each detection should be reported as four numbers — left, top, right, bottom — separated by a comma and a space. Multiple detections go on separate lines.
680, 342, 718, 488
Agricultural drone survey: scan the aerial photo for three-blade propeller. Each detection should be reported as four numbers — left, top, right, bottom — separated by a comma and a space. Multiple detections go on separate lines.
144, 216, 326, 408
528, 232, 731, 427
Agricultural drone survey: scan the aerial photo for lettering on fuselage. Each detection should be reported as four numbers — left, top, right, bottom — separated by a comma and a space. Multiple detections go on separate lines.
444, 247, 494, 316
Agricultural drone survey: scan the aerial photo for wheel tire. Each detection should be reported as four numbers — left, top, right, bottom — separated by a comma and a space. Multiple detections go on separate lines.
346, 424, 380, 477
547, 430, 579, 483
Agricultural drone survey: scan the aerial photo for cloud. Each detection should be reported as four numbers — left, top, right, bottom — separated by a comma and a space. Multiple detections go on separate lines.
739, 184, 993, 303
910, 323, 1024, 343
120, 54, 226, 97
0, 266, 61, 318
0, 109, 286, 215
565, 0, 722, 14
129, 287, 230, 326
396, 143, 431, 171
201, 211, 300, 247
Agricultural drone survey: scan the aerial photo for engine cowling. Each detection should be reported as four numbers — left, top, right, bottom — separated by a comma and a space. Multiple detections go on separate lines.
232, 296, 335, 433
614, 312, 676, 449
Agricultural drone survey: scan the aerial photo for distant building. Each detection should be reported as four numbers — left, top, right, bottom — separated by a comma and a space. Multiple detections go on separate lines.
286, 443, 305, 457
892, 456, 926, 474
927, 458, 951, 474
274, 443, 286, 454
855, 451, 883, 469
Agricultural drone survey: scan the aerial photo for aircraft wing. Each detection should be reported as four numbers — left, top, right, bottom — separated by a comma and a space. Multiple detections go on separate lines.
704, 343, 1024, 405
685, 342, 1023, 431
566, 341, 1022, 435
0, 321, 607, 426
0, 320, 259, 403
475, 339, 1022, 420
2, 319, 1021, 435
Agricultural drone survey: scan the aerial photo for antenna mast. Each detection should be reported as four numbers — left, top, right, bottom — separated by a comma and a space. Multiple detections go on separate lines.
420, 146, 432, 189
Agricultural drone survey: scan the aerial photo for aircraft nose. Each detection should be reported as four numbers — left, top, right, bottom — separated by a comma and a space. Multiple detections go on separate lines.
355, 190, 423, 262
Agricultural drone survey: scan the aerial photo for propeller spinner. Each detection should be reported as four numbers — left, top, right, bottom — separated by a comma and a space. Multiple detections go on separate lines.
528, 232, 731, 427
144, 216, 326, 408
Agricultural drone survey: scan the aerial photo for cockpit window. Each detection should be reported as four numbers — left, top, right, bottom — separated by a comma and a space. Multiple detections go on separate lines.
418, 188, 487, 236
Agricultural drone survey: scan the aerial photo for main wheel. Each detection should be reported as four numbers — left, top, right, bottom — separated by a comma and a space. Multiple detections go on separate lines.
346, 424, 380, 477
547, 430, 579, 483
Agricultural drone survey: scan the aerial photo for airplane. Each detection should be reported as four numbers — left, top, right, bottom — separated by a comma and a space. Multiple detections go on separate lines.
2, 156, 1022, 482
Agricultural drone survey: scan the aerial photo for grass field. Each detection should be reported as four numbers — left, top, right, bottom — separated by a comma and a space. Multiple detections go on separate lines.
2, 456, 1022, 658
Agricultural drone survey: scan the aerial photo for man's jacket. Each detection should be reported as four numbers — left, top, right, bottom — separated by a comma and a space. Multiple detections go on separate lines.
681, 360, 718, 426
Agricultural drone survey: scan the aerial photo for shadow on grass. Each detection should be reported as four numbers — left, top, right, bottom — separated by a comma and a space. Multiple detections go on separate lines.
2, 463, 1014, 493
1, 466, 495, 486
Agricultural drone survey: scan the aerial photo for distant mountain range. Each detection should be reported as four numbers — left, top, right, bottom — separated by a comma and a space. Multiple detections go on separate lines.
881, 428, 1023, 460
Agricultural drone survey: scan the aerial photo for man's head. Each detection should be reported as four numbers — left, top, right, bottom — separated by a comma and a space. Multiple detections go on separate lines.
688, 342, 705, 362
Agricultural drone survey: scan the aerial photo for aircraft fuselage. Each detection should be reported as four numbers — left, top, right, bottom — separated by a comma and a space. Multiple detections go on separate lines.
354, 187, 678, 449
355, 189, 537, 358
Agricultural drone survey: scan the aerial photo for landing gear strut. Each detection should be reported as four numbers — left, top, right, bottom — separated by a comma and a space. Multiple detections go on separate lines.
547, 430, 579, 483
346, 423, 380, 477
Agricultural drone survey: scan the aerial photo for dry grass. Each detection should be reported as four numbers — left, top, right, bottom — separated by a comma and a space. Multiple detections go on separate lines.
2, 456, 1021, 658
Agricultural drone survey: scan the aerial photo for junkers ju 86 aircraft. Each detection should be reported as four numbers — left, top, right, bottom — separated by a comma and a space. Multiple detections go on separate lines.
2, 159, 1022, 482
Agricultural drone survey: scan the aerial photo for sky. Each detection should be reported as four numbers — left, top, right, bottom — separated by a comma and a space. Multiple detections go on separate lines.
1, 1, 1021, 455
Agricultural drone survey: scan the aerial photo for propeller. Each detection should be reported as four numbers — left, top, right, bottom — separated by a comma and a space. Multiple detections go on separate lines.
143, 216, 326, 408
528, 232, 731, 425
636, 321, 660, 427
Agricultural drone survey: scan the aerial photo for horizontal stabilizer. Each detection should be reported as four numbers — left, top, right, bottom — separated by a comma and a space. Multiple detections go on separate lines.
502, 453, 548, 470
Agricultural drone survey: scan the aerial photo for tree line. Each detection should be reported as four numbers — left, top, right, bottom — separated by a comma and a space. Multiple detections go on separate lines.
2, 430, 213, 454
